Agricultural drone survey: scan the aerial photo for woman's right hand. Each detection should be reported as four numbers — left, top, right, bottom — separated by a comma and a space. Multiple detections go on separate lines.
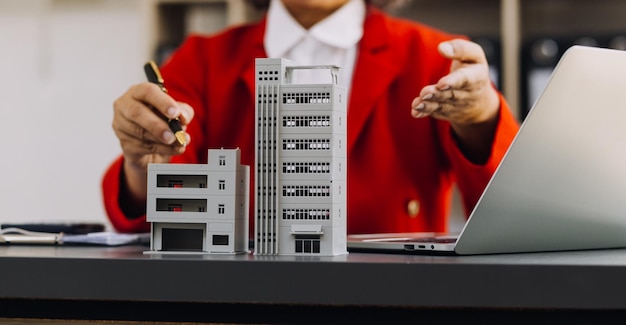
112, 82, 194, 202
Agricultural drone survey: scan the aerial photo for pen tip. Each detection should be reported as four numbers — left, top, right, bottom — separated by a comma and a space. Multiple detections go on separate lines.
174, 131, 187, 147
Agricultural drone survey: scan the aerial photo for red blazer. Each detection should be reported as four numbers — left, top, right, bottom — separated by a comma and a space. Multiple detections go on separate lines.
102, 7, 519, 234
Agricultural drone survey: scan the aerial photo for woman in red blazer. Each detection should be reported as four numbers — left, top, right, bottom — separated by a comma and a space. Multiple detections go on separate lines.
103, 0, 519, 234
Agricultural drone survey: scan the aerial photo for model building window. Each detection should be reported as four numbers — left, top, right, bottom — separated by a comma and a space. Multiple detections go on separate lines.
283, 92, 331, 105
212, 235, 229, 246
283, 185, 330, 197
283, 208, 331, 220
283, 115, 331, 127
283, 162, 330, 174
258, 70, 279, 82
295, 235, 321, 254
219, 156, 226, 166
218, 204, 225, 214
219, 180, 225, 190
158, 175, 208, 188
282, 139, 330, 151
157, 199, 207, 212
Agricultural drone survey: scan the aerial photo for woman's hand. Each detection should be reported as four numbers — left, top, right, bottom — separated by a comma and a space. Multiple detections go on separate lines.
411, 39, 501, 163
112, 82, 194, 204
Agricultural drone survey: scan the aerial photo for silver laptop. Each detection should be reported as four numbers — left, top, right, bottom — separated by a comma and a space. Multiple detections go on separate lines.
348, 45, 626, 255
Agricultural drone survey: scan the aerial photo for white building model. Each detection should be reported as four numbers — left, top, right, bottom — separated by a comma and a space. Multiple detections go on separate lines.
144, 59, 347, 256
146, 148, 249, 254
254, 58, 348, 256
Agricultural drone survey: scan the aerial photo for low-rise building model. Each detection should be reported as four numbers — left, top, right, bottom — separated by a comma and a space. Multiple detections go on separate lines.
146, 148, 249, 254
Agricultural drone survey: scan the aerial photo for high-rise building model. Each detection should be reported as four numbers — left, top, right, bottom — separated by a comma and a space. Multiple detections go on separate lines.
146, 148, 249, 254
254, 58, 348, 256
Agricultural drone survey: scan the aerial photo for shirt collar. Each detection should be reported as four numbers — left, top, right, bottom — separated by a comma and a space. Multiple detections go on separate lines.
265, 0, 365, 58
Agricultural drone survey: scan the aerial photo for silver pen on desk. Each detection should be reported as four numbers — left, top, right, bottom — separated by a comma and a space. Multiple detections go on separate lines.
0, 227, 62, 244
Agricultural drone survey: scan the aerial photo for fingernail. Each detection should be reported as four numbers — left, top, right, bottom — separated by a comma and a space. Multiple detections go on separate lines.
414, 112, 426, 119
439, 42, 454, 57
167, 107, 179, 119
163, 130, 175, 144
422, 94, 433, 100
414, 103, 425, 111
439, 85, 451, 91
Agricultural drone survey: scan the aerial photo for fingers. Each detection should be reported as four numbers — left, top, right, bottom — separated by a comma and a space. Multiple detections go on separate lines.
437, 60, 491, 92
177, 102, 195, 126
438, 39, 488, 65
439, 40, 491, 91
134, 83, 182, 120
411, 84, 470, 119
115, 110, 186, 151
114, 84, 175, 144
411, 39, 493, 120
112, 83, 194, 166
116, 121, 187, 159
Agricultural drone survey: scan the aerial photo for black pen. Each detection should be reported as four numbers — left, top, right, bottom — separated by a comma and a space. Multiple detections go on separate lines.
144, 60, 187, 147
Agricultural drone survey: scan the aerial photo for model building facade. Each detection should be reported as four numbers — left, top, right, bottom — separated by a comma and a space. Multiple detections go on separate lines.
255, 58, 347, 256
146, 148, 249, 254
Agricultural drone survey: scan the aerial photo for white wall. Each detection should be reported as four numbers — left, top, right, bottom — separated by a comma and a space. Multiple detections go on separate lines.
0, 0, 152, 228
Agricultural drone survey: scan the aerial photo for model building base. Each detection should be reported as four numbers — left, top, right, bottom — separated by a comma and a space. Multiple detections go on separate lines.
144, 221, 249, 255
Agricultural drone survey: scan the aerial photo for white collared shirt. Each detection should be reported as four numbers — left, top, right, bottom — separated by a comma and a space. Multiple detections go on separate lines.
264, 0, 365, 91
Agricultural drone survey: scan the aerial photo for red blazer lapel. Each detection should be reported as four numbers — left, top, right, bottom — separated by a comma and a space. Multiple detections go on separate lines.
348, 8, 402, 150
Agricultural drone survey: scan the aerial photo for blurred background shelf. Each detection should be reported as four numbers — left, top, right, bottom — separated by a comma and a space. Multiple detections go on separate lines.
2, 0, 625, 230
151, 0, 626, 119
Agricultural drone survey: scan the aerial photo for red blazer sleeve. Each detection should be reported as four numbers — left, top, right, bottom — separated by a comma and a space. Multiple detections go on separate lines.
440, 91, 519, 215
101, 156, 150, 233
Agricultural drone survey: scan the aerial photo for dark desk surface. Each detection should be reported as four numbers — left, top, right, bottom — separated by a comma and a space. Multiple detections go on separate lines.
2, 245, 626, 323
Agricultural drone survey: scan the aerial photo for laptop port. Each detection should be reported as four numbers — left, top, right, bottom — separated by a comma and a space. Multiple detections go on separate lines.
403, 244, 415, 251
